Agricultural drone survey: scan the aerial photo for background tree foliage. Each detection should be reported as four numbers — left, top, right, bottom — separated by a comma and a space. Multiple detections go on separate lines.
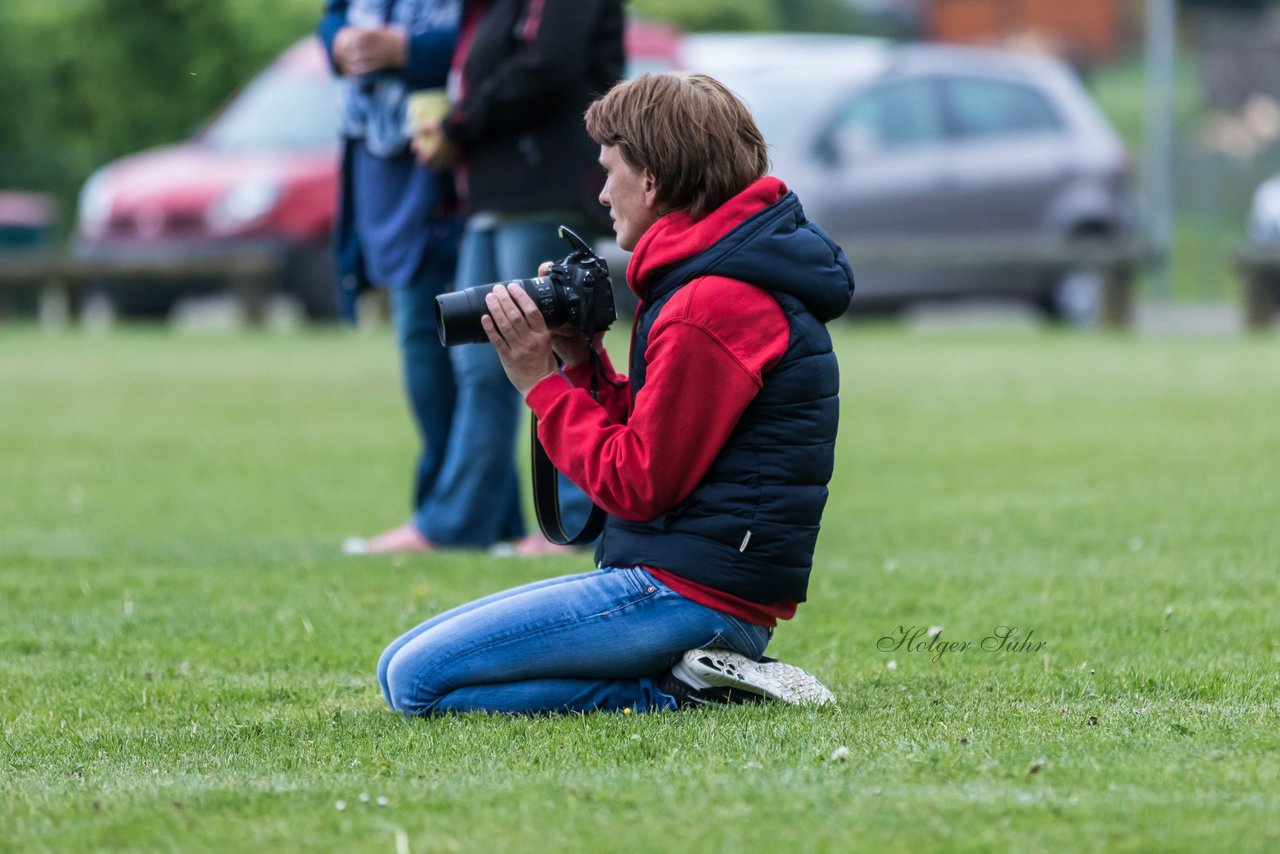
629, 0, 866, 35
0, 0, 869, 235
0, 0, 316, 231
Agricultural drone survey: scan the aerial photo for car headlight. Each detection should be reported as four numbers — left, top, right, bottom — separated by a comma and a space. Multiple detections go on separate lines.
77, 170, 115, 237
207, 178, 280, 234
1248, 177, 1280, 242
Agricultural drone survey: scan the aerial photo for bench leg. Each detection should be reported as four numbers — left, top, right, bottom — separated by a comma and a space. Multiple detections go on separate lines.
1100, 266, 1133, 330
232, 277, 267, 328
38, 277, 80, 329
1242, 267, 1277, 332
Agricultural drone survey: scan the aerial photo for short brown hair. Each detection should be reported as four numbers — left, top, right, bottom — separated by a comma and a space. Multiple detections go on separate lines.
585, 72, 769, 221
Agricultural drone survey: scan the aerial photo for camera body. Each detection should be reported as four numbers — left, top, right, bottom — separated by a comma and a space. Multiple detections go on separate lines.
435, 226, 615, 347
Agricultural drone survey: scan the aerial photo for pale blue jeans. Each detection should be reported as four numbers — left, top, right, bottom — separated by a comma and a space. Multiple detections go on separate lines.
413, 214, 594, 546
377, 566, 772, 715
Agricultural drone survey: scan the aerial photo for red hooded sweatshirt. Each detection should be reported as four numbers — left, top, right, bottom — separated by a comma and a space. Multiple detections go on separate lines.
525, 178, 799, 626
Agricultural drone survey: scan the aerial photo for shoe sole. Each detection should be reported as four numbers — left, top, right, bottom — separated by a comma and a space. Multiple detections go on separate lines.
674, 648, 835, 706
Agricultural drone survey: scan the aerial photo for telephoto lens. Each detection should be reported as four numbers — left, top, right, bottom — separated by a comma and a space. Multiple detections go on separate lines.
434, 277, 566, 347
434, 225, 614, 347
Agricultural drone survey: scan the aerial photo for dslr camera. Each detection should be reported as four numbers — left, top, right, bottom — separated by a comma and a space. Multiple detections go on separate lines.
435, 226, 615, 347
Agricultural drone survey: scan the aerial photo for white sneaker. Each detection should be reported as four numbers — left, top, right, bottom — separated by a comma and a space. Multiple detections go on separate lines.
672, 648, 835, 706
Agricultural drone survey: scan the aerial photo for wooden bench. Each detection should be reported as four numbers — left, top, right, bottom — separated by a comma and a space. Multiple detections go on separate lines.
837, 235, 1145, 329
0, 246, 285, 326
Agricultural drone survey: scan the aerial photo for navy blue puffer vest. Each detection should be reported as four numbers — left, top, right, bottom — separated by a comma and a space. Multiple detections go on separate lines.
594, 189, 853, 604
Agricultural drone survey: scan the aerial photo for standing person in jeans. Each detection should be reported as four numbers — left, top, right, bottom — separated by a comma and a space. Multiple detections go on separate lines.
376, 72, 854, 715
410, 0, 623, 555
318, 0, 465, 555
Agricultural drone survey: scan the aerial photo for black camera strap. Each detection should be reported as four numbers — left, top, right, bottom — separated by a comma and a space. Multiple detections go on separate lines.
529, 347, 614, 547
530, 420, 606, 546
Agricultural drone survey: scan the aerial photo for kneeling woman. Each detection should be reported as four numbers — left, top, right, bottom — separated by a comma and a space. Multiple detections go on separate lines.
378, 71, 854, 715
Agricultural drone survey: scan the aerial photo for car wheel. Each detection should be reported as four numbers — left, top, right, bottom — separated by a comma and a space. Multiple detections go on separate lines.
1041, 266, 1104, 327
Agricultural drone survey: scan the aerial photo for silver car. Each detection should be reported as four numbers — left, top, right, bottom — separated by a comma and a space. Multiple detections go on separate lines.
669, 35, 1137, 321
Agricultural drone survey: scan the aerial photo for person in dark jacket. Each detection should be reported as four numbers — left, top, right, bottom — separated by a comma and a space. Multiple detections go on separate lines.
377, 72, 854, 715
318, 0, 464, 556
405, 0, 624, 555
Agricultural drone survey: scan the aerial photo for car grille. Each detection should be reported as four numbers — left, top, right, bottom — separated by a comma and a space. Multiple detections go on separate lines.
105, 210, 209, 239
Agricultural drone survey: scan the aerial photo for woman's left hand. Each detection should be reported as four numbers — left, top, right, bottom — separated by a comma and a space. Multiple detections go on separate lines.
482, 283, 559, 397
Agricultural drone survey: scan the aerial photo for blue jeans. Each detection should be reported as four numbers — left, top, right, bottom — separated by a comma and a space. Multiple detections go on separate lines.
414, 214, 594, 547
377, 566, 772, 715
388, 251, 457, 518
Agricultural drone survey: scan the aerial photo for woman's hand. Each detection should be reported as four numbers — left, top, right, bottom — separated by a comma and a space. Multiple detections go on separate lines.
410, 119, 456, 168
549, 328, 605, 370
482, 284, 559, 397
333, 26, 408, 76
531, 261, 603, 368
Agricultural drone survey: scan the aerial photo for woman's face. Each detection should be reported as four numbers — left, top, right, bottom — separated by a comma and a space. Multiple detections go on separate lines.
598, 145, 659, 252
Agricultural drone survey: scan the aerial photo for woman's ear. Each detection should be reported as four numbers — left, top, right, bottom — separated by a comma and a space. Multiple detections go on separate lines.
642, 169, 658, 210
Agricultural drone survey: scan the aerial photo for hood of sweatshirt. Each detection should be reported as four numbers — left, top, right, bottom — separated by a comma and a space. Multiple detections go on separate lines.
625, 176, 855, 322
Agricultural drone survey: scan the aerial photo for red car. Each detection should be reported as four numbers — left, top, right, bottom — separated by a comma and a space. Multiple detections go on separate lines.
75, 23, 682, 320
76, 39, 342, 317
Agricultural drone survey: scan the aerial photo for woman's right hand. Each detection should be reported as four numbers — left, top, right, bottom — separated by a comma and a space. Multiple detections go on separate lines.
536, 262, 604, 369
549, 328, 592, 370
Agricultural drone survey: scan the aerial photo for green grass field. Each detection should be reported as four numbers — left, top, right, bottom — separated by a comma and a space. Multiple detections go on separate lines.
2, 323, 1279, 852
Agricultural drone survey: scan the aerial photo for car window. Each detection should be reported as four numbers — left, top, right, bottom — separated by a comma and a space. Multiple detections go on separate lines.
832, 80, 945, 152
204, 69, 342, 152
942, 77, 1062, 139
